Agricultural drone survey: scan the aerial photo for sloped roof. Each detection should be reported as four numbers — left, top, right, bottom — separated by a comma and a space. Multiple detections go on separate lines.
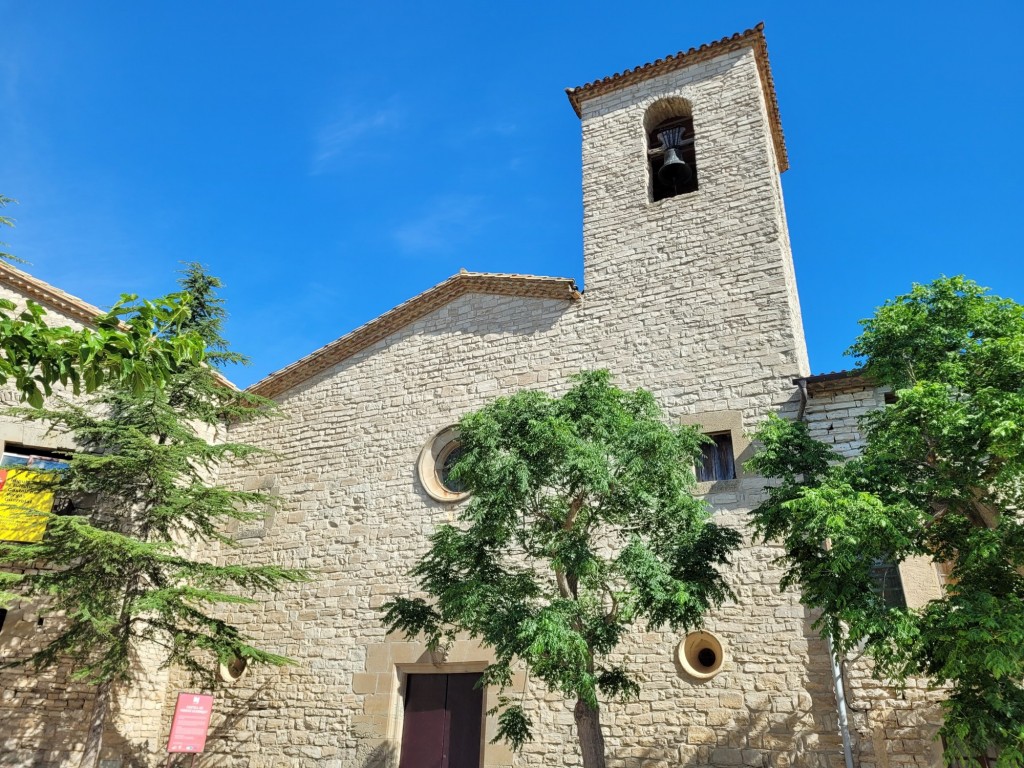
796, 370, 874, 394
0, 261, 108, 327
0, 260, 238, 391
248, 271, 582, 399
565, 23, 788, 172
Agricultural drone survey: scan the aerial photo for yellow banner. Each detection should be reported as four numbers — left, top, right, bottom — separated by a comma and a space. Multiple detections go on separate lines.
0, 469, 57, 543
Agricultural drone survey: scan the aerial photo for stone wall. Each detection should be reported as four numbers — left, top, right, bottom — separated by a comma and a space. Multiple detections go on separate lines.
0, 34, 952, 768
803, 382, 945, 768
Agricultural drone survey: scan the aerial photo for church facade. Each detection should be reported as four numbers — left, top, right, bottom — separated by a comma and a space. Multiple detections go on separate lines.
0, 25, 946, 768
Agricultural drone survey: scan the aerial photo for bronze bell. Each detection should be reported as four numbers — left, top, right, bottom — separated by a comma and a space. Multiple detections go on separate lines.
658, 147, 692, 186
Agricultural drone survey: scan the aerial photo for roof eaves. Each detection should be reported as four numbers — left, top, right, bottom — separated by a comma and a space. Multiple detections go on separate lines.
795, 369, 875, 394
247, 271, 581, 400
0, 261, 239, 392
0, 261, 107, 328
564, 23, 788, 173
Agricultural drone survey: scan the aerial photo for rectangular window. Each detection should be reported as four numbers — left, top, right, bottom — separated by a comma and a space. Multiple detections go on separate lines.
935, 559, 956, 590
944, 739, 998, 767
696, 432, 736, 482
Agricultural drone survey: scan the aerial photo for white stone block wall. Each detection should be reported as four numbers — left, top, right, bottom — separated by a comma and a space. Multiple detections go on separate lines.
0, 35, 950, 768
803, 383, 945, 768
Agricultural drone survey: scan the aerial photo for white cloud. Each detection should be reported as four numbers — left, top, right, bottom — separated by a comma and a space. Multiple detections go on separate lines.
392, 194, 494, 254
311, 103, 401, 175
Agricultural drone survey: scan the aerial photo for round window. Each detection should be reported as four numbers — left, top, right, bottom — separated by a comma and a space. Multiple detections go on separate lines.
438, 442, 467, 494
418, 427, 470, 503
676, 630, 726, 680
218, 654, 248, 683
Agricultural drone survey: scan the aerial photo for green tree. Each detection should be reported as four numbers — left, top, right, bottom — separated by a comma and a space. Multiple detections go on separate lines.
0, 195, 206, 401
0, 264, 308, 768
0, 193, 23, 263
747, 277, 1024, 767
384, 370, 740, 768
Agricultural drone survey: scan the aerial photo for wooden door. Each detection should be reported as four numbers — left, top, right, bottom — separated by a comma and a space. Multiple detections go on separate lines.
398, 673, 483, 768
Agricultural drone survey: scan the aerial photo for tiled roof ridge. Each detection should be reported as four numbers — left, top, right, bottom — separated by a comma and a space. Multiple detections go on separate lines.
565, 23, 788, 172
248, 271, 582, 399
0, 260, 108, 327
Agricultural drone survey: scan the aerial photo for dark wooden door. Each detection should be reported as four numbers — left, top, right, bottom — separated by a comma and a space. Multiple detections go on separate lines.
398, 673, 483, 768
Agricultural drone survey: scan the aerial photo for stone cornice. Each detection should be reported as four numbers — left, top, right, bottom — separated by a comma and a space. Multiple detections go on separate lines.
797, 370, 875, 395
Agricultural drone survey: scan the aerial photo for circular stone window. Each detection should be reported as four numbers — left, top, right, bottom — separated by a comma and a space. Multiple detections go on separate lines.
676, 630, 726, 680
418, 426, 470, 503
218, 655, 248, 684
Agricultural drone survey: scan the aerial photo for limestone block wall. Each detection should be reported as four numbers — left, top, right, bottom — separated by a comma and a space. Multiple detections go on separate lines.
803, 383, 945, 768
0, 33, 955, 768
193, 289, 840, 768
578, 45, 810, 389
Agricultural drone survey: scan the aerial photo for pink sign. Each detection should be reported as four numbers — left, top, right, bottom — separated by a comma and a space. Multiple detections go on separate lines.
167, 692, 214, 753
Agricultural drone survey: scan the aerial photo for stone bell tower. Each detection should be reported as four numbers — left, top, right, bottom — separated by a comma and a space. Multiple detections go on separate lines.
566, 23, 810, 389
561, 29, 842, 765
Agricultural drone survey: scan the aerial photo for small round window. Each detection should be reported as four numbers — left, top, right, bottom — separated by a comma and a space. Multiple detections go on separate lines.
676, 630, 726, 680
218, 654, 248, 683
418, 427, 470, 503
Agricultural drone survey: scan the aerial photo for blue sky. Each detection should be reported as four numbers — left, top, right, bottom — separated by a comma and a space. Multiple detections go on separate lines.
1, 2, 1021, 388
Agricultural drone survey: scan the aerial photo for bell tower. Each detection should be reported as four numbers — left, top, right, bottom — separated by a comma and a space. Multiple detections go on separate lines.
566, 23, 809, 383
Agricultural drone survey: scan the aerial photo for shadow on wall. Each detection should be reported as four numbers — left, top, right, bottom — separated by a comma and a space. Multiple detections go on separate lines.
0, 606, 99, 768
105, 690, 157, 768
357, 741, 398, 768
599, 607, 845, 768
163, 682, 279, 768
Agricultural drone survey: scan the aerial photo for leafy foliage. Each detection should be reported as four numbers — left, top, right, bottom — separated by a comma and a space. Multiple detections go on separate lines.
0, 194, 25, 264
748, 277, 1024, 767
0, 196, 205, 403
0, 292, 207, 408
385, 370, 740, 759
0, 264, 308, 688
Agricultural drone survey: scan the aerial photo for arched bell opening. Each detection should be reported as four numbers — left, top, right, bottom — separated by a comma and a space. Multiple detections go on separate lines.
645, 97, 699, 201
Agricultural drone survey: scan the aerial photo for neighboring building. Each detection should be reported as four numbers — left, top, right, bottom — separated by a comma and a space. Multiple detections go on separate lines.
0, 265, 171, 767
0, 24, 949, 768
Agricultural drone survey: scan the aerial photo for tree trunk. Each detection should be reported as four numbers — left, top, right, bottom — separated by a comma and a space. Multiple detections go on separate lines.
574, 698, 607, 768
78, 679, 111, 768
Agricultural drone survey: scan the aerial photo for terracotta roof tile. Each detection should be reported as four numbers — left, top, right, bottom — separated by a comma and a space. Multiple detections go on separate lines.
248, 271, 582, 400
565, 23, 788, 172
796, 369, 875, 393
0, 261, 108, 327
